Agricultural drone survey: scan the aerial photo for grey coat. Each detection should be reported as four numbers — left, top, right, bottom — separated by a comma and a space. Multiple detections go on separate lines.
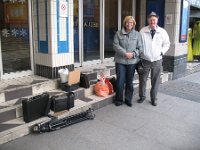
113, 28, 143, 65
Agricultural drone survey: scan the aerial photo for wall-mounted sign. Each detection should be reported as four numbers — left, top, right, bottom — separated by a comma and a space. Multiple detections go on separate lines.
165, 14, 173, 24
179, 0, 189, 43
59, 1, 68, 17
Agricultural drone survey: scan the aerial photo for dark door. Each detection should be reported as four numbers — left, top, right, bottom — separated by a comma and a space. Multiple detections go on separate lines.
146, 0, 165, 27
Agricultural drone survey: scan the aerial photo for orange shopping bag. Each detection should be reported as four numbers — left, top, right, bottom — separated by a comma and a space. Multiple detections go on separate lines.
94, 73, 109, 97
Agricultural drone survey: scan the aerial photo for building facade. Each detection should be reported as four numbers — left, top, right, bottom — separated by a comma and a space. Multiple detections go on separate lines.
0, 0, 199, 80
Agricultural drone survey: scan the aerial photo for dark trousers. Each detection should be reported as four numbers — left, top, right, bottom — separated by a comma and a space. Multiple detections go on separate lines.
139, 59, 162, 101
115, 63, 136, 103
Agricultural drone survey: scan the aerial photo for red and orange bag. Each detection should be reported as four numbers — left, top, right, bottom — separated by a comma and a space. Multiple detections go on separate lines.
94, 81, 109, 97
94, 73, 113, 97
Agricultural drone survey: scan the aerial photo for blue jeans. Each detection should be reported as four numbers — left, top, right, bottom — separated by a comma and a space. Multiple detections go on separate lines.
115, 63, 136, 103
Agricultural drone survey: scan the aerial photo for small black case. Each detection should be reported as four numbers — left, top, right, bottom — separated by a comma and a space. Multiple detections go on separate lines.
79, 73, 90, 88
22, 93, 50, 123
51, 92, 75, 112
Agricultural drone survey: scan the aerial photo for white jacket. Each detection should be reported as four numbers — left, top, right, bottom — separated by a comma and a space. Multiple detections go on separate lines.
140, 26, 170, 62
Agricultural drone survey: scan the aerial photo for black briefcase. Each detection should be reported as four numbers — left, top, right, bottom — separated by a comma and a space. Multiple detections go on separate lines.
79, 73, 90, 88
51, 92, 75, 112
22, 93, 50, 123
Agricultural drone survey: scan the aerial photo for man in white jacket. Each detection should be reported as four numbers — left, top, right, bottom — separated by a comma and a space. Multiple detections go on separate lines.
138, 12, 170, 106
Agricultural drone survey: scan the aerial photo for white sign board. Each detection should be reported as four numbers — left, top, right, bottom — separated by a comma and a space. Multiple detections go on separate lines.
165, 14, 173, 24
59, 2, 68, 17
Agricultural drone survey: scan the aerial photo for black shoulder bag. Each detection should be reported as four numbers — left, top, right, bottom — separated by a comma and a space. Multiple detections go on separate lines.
136, 60, 144, 75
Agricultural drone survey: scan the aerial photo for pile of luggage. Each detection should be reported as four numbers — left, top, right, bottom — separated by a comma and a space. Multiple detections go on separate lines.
21, 69, 95, 133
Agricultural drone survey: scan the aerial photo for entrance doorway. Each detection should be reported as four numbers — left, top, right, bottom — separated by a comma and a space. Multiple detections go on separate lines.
0, 0, 33, 79
146, 0, 165, 27
74, 0, 137, 66
74, 0, 100, 65
83, 0, 100, 61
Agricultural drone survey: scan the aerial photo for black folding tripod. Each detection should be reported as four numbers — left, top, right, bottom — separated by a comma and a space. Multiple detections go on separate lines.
33, 108, 95, 133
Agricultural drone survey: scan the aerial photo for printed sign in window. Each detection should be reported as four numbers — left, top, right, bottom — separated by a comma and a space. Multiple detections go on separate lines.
179, 0, 189, 43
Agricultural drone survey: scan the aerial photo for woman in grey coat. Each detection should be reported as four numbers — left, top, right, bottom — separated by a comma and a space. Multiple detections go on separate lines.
113, 16, 143, 107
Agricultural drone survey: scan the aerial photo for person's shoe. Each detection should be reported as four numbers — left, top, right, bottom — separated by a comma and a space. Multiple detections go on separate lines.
137, 98, 145, 103
125, 101, 132, 107
151, 100, 157, 106
115, 101, 123, 106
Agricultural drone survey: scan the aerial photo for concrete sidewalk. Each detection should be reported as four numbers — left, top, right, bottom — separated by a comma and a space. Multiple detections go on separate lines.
1, 72, 200, 150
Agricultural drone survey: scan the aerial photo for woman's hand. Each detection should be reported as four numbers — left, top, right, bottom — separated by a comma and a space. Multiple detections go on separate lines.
125, 52, 135, 59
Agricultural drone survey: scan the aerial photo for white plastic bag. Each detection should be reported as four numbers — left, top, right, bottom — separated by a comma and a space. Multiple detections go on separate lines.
58, 68, 69, 83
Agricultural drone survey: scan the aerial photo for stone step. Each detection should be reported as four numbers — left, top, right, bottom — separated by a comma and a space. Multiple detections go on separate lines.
0, 75, 58, 104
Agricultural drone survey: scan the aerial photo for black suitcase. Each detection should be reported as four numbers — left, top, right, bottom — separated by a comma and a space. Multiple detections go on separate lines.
22, 93, 50, 123
79, 73, 90, 88
51, 92, 75, 112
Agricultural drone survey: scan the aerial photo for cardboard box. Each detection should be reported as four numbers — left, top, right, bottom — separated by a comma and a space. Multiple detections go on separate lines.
68, 70, 81, 85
